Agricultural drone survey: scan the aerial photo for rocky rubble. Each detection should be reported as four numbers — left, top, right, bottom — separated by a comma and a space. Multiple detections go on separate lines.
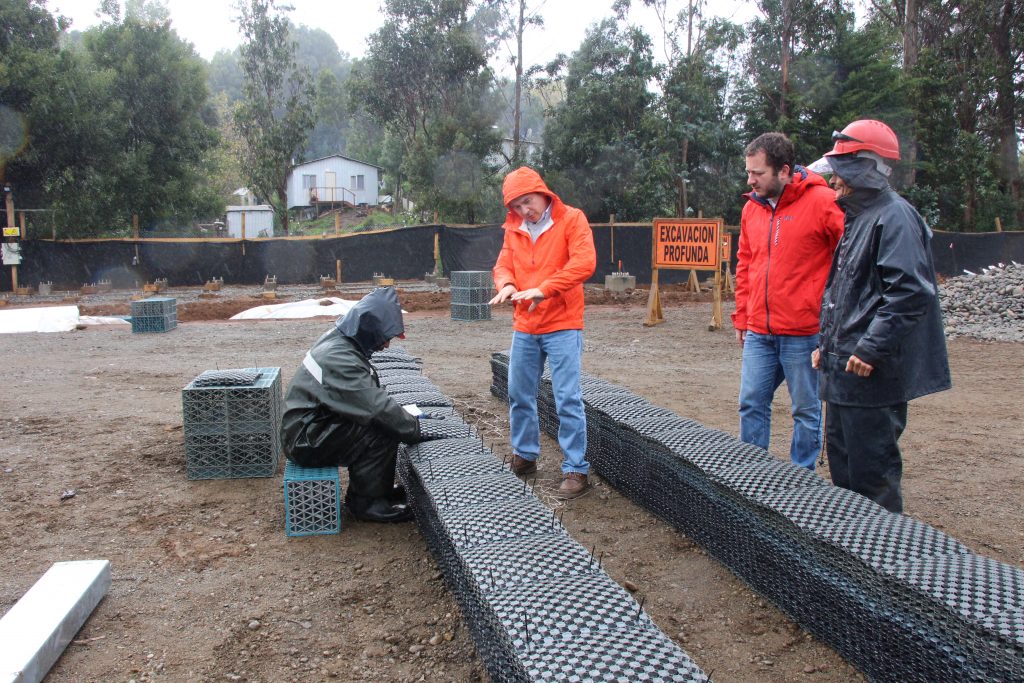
940, 261, 1024, 341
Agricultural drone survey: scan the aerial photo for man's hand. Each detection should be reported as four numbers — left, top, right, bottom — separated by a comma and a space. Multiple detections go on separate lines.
735, 329, 746, 348
811, 348, 821, 369
845, 354, 874, 377
511, 287, 545, 312
489, 283, 516, 306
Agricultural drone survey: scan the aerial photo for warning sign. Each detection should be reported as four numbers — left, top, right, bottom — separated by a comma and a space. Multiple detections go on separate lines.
721, 233, 732, 263
2, 227, 19, 238
652, 218, 721, 270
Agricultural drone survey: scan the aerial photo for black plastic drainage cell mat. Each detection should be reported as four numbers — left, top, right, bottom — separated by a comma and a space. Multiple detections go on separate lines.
380, 373, 434, 387
487, 573, 656, 648
520, 627, 708, 683
424, 470, 527, 511
490, 351, 1024, 682
414, 418, 476, 441
404, 437, 493, 463
383, 378, 441, 393
754, 483, 891, 536
439, 496, 560, 550
381, 389, 454, 407
396, 442, 710, 682
411, 452, 506, 484
460, 533, 602, 594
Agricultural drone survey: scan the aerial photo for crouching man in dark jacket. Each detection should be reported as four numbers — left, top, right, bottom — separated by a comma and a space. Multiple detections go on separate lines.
812, 120, 951, 513
281, 288, 423, 523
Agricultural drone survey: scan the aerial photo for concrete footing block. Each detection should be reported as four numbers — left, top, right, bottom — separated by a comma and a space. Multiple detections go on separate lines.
0, 560, 111, 683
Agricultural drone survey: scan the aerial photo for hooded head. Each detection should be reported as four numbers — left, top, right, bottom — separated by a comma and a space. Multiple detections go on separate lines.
502, 167, 557, 225
825, 154, 892, 194
335, 287, 405, 356
824, 119, 899, 194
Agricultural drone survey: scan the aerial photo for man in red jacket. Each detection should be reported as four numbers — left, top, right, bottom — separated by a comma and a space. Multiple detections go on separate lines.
733, 133, 844, 469
490, 167, 597, 499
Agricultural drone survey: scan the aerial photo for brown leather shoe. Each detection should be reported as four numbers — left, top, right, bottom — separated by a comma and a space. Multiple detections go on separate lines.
555, 472, 589, 499
510, 454, 537, 477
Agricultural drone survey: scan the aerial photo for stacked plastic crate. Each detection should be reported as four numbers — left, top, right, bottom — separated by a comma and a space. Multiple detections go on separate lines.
182, 368, 282, 480
450, 271, 492, 322
131, 297, 177, 333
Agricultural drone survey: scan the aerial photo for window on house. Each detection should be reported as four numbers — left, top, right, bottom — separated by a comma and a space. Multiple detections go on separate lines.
302, 174, 316, 189
350, 175, 365, 191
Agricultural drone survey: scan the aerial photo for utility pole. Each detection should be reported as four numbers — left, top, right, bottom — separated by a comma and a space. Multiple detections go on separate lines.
512, 0, 525, 167
3, 184, 19, 291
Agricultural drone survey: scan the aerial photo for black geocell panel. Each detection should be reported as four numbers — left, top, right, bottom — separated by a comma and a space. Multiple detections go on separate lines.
384, 374, 709, 682
490, 358, 1024, 682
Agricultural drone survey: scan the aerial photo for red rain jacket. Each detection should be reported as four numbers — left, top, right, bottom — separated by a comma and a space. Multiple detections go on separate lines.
732, 167, 844, 336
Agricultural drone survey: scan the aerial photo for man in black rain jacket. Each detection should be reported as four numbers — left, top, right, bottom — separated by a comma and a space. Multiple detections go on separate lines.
812, 119, 951, 513
281, 288, 424, 523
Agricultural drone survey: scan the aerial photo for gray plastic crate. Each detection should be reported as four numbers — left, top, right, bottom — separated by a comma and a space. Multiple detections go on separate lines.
182, 367, 281, 479
450, 271, 493, 289
451, 302, 491, 321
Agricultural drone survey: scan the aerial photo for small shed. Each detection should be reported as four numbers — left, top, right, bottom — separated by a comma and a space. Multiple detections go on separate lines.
225, 205, 275, 238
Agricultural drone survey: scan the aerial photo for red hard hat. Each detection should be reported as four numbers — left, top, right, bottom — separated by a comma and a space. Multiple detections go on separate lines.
825, 119, 900, 160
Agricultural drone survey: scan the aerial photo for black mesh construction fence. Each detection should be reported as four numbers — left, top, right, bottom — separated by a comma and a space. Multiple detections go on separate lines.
369, 347, 709, 682
489, 351, 1024, 683
10, 226, 1020, 291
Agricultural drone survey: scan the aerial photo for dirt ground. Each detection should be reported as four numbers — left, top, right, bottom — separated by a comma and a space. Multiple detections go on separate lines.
1, 284, 1021, 683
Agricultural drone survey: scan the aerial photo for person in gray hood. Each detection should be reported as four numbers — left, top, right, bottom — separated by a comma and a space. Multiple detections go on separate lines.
811, 120, 951, 513
281, 287, 424, 523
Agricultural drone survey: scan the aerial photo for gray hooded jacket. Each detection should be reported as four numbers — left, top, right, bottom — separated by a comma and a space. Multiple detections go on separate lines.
281, 288, 420, 457
818, 155, 951, 407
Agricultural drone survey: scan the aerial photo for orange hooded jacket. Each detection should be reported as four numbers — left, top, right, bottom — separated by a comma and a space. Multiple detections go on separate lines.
493, 168, 597, 335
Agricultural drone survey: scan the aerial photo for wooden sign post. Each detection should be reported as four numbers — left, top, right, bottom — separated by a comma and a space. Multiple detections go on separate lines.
721, 232, 734, 294
645, 217, 723, 328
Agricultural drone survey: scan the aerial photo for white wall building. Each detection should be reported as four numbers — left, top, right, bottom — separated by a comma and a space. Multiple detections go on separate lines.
225, 205, 275, 238
287, 155, 382, 211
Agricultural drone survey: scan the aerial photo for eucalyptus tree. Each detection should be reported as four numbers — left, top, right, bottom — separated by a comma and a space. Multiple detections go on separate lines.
234, 0, 316, 235
541, 19, 664, 221
85, 10, 221, 231
348, 0, 503, 222
614, 0, 746, 221
869, 0, 1023, 230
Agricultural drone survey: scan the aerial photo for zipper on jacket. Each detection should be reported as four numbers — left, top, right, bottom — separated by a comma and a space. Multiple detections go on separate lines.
763, 204, 777, 335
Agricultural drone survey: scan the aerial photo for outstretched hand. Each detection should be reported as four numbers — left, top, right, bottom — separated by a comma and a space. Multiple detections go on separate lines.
510, 288, 545, 312
489, 283, 517, 306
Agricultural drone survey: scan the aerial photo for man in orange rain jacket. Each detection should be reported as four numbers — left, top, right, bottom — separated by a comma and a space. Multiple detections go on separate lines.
490, 167, 597, 499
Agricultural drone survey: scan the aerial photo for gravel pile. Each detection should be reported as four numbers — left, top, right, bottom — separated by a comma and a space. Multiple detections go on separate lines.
940, 262, 1024, 341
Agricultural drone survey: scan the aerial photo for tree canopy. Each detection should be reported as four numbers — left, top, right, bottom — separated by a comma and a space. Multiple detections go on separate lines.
2, 0, 1021, 234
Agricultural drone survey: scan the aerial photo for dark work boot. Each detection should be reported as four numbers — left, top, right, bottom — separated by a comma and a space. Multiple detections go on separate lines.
346, 494, 414, 523
510, 454, 537, 477
388, 484, 407, 505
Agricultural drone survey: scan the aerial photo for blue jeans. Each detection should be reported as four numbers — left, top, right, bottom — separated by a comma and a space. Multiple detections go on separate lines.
738, 331, 822, 469
507, 329, 588, 475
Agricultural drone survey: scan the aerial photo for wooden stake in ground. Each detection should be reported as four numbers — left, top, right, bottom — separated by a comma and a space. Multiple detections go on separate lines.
687, 269, 701, 292
644, 266, 664, 327
709, 267, 723, 331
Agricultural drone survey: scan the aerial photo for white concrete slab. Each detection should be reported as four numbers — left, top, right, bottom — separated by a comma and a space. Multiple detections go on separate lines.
0, 560, 111, 683
0, 306, 79, 334
229, 297, 358, 320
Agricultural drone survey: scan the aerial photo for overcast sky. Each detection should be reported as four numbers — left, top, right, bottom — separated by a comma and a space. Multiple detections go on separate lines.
50, 0, 760, 69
